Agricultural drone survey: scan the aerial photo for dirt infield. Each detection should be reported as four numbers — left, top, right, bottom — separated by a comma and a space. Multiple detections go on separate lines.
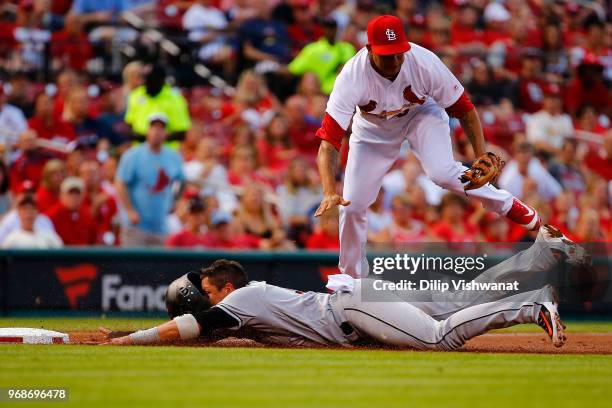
67, 330, 612, 354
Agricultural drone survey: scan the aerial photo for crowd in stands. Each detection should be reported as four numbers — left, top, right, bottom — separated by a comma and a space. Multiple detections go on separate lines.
0, 0, 610, 249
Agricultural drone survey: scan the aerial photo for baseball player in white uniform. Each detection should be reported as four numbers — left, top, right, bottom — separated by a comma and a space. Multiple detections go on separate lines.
314, 15, 541, 278
99, 226, 589, 349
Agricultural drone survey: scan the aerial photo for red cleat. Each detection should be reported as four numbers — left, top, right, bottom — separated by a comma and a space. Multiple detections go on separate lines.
505, 198, 541, 231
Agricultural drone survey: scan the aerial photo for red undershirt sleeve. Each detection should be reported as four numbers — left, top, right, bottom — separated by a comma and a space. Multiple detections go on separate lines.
316, 112, 345, 151
445, 91, 475, 118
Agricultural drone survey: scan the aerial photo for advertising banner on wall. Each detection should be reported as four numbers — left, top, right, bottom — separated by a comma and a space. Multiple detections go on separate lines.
0, 242, 610, 315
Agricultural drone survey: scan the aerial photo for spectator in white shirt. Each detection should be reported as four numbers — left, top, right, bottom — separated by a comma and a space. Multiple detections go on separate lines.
526, 83, 574, 155
0, 82, 28, 154
182, 0, 233, 67
382, 158, 446, 207
498, 143, 563, 201
1, 192, 63, 248
184, 137, 237, 214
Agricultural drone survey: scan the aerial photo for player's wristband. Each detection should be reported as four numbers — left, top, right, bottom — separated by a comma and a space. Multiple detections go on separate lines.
129, 327, 160, 344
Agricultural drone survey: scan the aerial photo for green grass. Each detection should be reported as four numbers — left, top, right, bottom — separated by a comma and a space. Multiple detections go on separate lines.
1, 318, 612, 407
1, 346, 611, 408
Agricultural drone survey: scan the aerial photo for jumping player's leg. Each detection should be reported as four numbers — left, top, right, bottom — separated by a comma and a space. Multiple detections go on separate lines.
391, 224, 579, 319
406, 107, 539, 229
339, 284, 557, 350
409, 230, 561, 319
339, 137, 402, 277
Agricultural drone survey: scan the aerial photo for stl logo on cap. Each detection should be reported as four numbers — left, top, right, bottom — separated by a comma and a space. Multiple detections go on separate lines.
367, 15, 410, 55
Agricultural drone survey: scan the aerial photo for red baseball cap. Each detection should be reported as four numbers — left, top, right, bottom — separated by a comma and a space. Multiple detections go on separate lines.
367, 15, 410, 55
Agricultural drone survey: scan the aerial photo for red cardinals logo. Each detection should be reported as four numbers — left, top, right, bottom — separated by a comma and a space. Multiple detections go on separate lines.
54, 264, 98, 309
358, 100, 377, 113
150, 168, 170, 193
403, 85, 425, 105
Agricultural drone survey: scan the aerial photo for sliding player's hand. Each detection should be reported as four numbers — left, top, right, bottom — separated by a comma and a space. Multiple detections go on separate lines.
97, 327, 133, 345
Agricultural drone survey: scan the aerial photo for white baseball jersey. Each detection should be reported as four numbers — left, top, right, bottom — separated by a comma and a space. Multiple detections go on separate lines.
327, 43, 464, 138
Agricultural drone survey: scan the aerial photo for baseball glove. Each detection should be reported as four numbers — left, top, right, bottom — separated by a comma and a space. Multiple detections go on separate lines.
459, 152, 505, 191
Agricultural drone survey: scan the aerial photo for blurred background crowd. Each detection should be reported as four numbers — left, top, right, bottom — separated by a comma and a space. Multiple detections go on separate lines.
0, 0, 610, 249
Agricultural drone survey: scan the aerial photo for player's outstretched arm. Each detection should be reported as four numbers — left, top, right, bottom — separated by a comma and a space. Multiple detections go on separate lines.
99, 315, 201, 345
457, 108, 486, 158
315, 140, 351, 217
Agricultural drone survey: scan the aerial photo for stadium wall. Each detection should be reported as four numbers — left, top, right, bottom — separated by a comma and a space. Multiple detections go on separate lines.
0, 249, 609, 316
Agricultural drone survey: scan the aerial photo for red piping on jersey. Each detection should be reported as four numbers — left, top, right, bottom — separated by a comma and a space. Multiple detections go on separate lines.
445, 92, 474, 118
316, 113, 344, 151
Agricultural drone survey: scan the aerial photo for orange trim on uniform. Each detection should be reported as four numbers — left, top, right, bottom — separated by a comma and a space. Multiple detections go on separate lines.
445, 91, 475, 118
316, 113, 345, 151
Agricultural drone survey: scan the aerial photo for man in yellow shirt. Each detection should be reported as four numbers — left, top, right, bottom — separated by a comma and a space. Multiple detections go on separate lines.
288, 19, 355, 95
125, 65, 191, 140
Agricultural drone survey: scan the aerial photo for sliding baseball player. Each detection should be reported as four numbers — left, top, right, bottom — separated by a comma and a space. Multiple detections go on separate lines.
100, 226, 590, 349
314, 15, 539, 278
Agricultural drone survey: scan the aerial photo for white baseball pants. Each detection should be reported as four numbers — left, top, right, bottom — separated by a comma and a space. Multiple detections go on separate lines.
340, 105, 515, 277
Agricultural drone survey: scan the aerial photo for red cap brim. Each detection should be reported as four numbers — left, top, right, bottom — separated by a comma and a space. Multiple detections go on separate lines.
370, 41, 410, 55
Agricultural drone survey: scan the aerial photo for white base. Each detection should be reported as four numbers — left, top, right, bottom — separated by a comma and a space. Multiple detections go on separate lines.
0, 327, 70, 344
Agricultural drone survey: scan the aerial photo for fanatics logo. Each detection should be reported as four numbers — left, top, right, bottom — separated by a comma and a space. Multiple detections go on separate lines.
385, 28, 396, 41
55, 264, 98, 309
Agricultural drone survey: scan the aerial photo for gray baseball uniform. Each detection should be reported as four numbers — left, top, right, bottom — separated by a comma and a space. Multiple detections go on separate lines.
206, 241, 556, 350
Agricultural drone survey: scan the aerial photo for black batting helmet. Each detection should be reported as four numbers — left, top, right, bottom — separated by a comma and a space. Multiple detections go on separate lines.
165, 272, 212, 318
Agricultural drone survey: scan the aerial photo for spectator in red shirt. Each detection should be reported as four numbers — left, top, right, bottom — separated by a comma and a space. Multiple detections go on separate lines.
516, 48, 547, 113
431, 194, 479, 242
222, 124, 256, 161
481, 213, 511, 243
383, 193, 428, 243
257, 113, 296, 178
52, 69, 79, 120
35, 159, 66, 214
9, 129, 55, 193
574, 104, 608, 135
47, 177, 97, 245
79, 159, 118, 245
201, 211, 260, 249
27, 92, 75, 144
549, 191, 579, 238
166, 197, 210, 248
584, 131, 612, 180
573, 209, 605, 243
450, 4, 485, 51
51, 14, 93, 71
564, 55, 610, 117
482, 2, 511, 46
284, 95, 320, 161
287, 0, 322, 55
221, 70, 278, 129
306, 207, 339, 250
227, 146, 271, 187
